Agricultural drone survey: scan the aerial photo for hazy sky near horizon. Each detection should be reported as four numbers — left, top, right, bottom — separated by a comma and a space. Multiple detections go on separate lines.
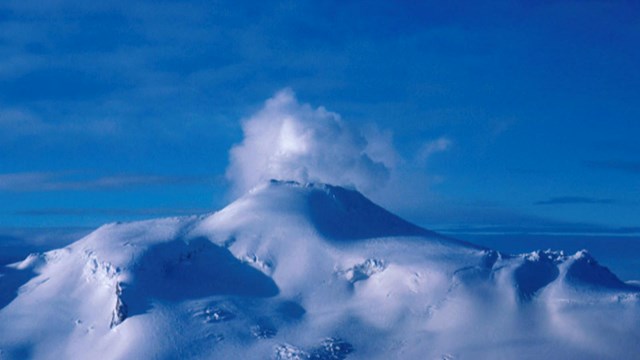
1, 0, 639, 234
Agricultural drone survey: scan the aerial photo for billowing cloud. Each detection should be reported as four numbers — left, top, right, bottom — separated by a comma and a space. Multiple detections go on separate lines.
226, 89, 392, 196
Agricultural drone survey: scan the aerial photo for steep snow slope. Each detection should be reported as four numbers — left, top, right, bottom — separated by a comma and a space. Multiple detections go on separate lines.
1, 181, 639, 359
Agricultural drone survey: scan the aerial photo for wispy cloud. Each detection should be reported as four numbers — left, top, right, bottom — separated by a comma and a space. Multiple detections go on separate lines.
534, 196, 615, 206
0, 172, 220, 192
585, 160, 640, 174
415, 136, 453, 165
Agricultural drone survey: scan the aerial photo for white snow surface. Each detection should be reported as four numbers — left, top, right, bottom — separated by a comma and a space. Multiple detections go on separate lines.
1, 180, 639, 359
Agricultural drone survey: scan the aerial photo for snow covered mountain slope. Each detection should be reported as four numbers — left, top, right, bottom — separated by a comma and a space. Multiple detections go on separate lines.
1, 181, 639, 359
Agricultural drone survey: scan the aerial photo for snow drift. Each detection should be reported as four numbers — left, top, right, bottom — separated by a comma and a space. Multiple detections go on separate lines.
1, 181, 639, 359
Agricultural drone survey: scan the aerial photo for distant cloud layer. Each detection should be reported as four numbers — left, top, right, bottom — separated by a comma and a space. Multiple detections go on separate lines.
534, 196, 615, 206
226, 89, 392, 196
585, 160, 640, 174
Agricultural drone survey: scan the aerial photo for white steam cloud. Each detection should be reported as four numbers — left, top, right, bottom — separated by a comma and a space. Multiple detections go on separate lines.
226, 89, 391, 195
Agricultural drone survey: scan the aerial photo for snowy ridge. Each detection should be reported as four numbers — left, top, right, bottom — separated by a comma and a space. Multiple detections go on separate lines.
1, 181, 639, 359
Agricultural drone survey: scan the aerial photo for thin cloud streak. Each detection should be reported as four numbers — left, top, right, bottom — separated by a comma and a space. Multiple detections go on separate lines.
12, 207, 213, 217
0, 108, 122, 139
0, 172, 221, 192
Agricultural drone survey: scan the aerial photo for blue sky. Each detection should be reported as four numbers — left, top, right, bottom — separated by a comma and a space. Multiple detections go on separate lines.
1, 0, 639, 235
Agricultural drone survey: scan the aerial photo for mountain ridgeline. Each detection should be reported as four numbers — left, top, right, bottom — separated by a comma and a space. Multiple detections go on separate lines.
1, 180, 638, 359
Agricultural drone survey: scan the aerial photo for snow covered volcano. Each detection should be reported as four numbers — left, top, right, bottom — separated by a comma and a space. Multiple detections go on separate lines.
1, 181, 639, 359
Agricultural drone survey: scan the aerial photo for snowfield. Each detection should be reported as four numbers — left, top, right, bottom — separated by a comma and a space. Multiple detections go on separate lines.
1, 181, 639, 359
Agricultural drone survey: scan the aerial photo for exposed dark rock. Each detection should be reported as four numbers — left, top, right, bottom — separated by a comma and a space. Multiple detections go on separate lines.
110, 282, 128, 328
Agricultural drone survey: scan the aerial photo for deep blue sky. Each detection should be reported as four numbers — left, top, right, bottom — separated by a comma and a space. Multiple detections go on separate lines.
1, 0, 639, 235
